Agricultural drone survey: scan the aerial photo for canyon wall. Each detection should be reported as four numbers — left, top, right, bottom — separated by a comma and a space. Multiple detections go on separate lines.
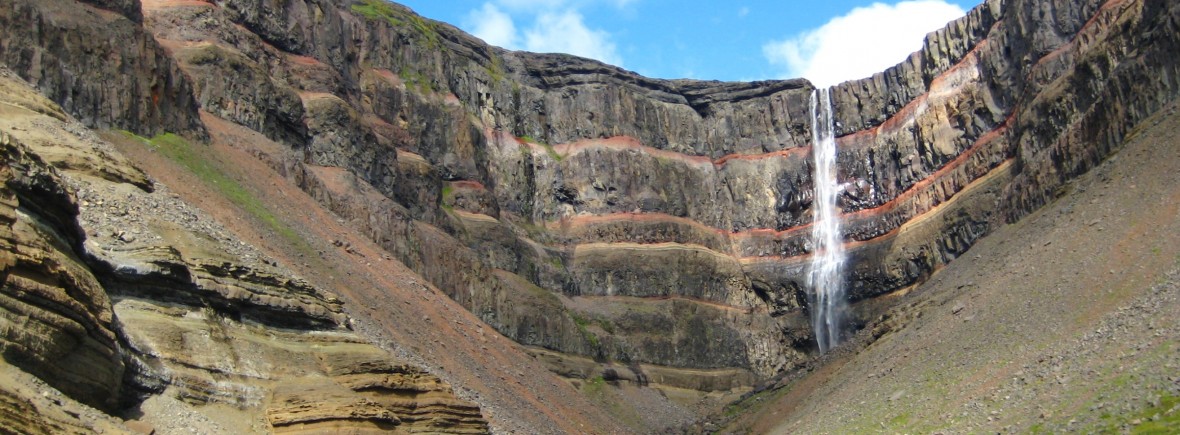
0, 21, 488, 435
0, 0, 1177, 430
127, 0, 1175, 381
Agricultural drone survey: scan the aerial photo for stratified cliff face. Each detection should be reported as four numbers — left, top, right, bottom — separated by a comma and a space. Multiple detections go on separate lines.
823, 0, 1180, 304
120, 0, 1179, 382
0, 67, 487, 433
0, 0, 202, 136
75, 0, 1174, 387
0, 0, 1177, 430
127, 0, 818, 386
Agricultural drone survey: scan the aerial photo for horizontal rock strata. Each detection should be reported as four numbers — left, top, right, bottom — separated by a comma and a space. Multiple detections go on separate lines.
126, 0, 1180, 385
1, 0, 1176, 427
0, 65, 488, 433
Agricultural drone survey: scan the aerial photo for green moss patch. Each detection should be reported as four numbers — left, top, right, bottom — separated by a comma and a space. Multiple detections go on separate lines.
351, 0, 441, 49
1125, 393, 1180, 434
120, 132, 311, 255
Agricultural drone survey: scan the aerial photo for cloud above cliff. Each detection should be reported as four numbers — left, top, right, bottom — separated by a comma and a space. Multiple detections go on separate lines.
523, 11, 623, 65
468, 3, 517, 48
464, 1, 625, 67
762, 0, 966, 87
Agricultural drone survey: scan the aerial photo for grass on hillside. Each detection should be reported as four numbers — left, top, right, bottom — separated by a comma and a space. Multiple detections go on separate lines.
351, 0, 441, 49
517, 135, 564, 161
1123, 393, 1180, 434
120, 131, 313, 257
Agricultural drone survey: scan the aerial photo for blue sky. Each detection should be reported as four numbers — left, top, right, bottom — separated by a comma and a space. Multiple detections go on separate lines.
397, 0, 982, 86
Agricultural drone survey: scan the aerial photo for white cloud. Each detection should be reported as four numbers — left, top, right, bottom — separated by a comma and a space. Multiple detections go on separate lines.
466, 3, 518, 48
496, 0, 568, 11
762, 0, 965, 87
523, 10, 623, 66
495, 0, 635, 12
461, 0, 626, 67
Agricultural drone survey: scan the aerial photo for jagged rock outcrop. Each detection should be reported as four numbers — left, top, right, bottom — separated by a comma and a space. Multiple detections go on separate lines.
0, 66, 487, 434
0, 128, 126, 413
0, 0, 202, 137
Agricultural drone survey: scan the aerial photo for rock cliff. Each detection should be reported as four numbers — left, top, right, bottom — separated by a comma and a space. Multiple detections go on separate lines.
0, 67, 487, 433
0, 0, 1177, 432
122, 0, 1178, 381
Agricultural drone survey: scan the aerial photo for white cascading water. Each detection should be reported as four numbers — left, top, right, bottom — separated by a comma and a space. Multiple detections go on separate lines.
807, 87, 846, 353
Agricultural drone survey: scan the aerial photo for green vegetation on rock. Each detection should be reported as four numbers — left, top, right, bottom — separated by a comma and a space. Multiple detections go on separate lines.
1132, 394, 1180, 434
351, 0, 441, 49
398, 67, 436, 94
440, 184, 454, 212
582, 375, 606, 395
1107, 393, 1180, 434
517, 135, 564, 161
542, 143, 564, 162
570, 312, 602, 349
120, 131, 311, 255
484, 56, 506, 84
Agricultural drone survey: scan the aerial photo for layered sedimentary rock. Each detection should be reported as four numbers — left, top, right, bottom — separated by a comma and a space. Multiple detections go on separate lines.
128, 0, 816, 383
123, 0, 1180, 389
0, 67, 486, 433
0, 128, 126, 413
1, 0, 1177, 425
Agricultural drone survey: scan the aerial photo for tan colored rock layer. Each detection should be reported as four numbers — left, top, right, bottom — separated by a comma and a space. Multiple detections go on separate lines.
0, 360, 134, 435
2, 0, 1175, 412
0, 67, 488, 433
0, 129, 125, 412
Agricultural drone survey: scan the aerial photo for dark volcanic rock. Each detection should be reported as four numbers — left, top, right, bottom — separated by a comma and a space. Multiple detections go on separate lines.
127, 0, 1180, 382
81, 0, 142, 22
174, 43, 307, 147
2, 0, 1176, 402
0, 0, 202, 137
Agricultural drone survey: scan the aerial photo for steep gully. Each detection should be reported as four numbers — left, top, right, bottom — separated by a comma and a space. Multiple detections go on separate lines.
0, 0, 1177, 432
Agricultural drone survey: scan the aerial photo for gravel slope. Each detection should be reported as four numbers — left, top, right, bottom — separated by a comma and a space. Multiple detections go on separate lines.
717, 101, 1180, 434
104, 112, 644, 434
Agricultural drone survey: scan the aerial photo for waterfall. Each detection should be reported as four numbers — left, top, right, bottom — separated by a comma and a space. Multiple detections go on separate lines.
808, 87, 846, 353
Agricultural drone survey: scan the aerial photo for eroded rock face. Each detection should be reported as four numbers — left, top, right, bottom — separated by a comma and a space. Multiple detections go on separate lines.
128, 0, 1180, 385
0, 0, 202, 137
2, 0, 1176, 419
0, 67, 487, 434
0, 129, 125, 412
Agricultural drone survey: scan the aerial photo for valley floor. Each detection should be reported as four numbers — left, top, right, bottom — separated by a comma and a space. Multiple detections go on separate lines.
720, 101, 1180, 433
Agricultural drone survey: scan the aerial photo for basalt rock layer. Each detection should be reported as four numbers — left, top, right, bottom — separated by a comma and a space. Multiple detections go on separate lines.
0, 0, 202, 137
0, 0, 1177, 431
0, 67, 487, 433
128, 0, 1180, 386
